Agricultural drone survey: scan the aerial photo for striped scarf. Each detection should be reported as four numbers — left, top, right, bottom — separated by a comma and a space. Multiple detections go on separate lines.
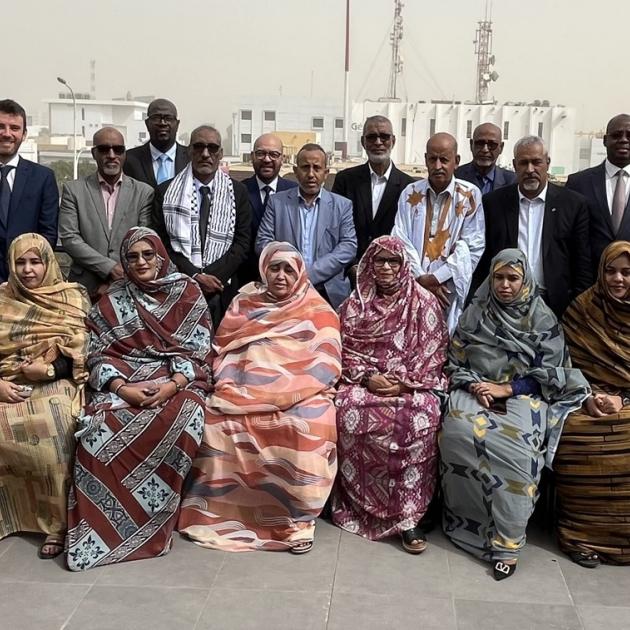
162, 164, 236, 268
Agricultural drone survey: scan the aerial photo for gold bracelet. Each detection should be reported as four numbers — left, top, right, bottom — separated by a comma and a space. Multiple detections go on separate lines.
113, 382, 126, 396
171, 378, 184, 392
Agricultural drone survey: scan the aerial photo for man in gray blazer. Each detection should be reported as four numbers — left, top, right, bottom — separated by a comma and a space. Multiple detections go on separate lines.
256, 143, 357, 309
59, 127, 154, 297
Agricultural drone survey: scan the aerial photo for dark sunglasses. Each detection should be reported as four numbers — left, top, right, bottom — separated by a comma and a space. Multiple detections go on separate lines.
363, 133, 392, 143
373, 256, 402, 268
473, 140, 499, 150
191, 142, 222, 154
147, 114, 177, 124
125, 250, 157, 264
95, 144, 126, 155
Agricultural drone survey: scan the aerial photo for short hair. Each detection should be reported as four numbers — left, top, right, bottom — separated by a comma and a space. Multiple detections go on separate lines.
190, 125, 221, 145
362, 115, 392, 135
513, 135, 546, 157
296, 143, 327, 166
0, 99, 27, 131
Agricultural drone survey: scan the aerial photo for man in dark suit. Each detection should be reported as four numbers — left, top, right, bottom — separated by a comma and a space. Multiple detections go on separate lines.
0, 99, 58, 281
332, 115, 414, 269
240, 133, 297, 284
153, 126, 251, 327
471, 135, 592, 318
455, 122, 516, 194
123, 98, 189, 188
566, 113, 630, 272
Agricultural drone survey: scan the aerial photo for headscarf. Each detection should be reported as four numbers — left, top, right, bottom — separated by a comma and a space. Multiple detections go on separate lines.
339, 235, 448, 390
0, 233, 89, 382
563, 240, 630, 389
449, 248, 589, 466
210, 241, 341, 413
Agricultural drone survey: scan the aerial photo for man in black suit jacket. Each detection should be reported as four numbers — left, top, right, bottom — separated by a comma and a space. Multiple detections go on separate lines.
455, 122, 516, 194
0, 99, 58, 281
471, 135, 592, 318
566, 113, 630, 272
239, 133, 297, 285
332, 115, 414, 269
123, 99, 189, 188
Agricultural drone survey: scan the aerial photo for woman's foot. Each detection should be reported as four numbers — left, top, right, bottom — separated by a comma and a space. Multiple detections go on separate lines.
493, 559, 517, 581
569, 551, 601, 569
38, 535, 64, 560
289, 541, 313, 555
401, 527, 427, 554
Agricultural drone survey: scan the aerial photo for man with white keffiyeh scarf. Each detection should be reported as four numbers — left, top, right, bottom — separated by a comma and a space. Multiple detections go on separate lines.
152, 126, 252, 327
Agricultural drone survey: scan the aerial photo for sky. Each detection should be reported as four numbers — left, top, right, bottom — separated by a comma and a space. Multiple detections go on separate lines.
5, 0, 629, 138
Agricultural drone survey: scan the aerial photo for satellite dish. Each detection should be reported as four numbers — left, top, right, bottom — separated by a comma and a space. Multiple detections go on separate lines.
490, 71, 499, 81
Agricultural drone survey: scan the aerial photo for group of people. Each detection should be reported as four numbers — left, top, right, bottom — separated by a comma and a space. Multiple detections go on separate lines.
1, 94, 630, 581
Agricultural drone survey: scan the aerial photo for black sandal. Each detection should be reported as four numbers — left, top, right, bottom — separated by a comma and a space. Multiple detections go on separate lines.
401, 527, 427, 554
493, 560, 517, 581
38, 536, 64, 560
569, 551, 600, 569
289, 541, 313, 555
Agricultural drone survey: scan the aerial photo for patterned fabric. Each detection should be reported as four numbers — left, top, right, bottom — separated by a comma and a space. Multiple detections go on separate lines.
162, 164, 236, 268
179, 241, 342, 551
66, 227, 213, 570
0, 234, 89, 540
440, 248, 589, 562
331, 236, 448, 539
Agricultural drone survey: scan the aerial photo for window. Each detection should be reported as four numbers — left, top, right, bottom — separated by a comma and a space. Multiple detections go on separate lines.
503, 121, 510, 140
241, 133, 252, 144
264, 110, 276, 121
401, 117, 407, 137
312, 117, 324, 130
334, 141, 345, 151
139, 131, 146, 140
537, 122, 544, 138
429, 118, 436, 136
579, 147, 590, 160
335, 118, 344, 129
240, 110, 252, 121
466, 120, 473, 139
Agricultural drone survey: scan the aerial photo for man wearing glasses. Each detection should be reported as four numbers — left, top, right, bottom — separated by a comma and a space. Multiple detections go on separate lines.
332, 116, 414, 270
240, 133, 297, 284
455, 123, 516, 195
153, 125, 251, 327
59, 127, 154, 299
124, 99, 189, 188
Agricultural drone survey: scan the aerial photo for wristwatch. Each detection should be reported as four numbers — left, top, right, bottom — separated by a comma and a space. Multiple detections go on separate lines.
46, 364, 55, 379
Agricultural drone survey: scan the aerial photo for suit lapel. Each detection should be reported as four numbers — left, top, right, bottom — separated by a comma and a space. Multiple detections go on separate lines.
286, 188, 300, 245
592, 162, 613, 234
110, 177, 132, 238
374, 165, 399, 225
139, 144, 157, 188
542, 184, 558, 260
314, 189, 330, 253
174, 144, 188, 175
87, 174, 111, 236
8, 158, 30, 218
506, 186, 520, 246
357, 164, 374, 226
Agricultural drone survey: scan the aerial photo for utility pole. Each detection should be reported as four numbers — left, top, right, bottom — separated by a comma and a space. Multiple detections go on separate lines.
474, 0, 498, 103
385, 0, 404, 100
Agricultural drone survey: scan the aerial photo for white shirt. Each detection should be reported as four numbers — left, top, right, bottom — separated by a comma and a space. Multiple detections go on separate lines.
0, 154, 20, 190
256, 175, 278, 205
605, 159, 630, 212
150, 143, 177, 180
517, 185, 547, 289
369, 161, 392, 217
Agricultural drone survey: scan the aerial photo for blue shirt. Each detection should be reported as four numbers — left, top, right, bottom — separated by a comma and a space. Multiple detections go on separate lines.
297, 190, 322, 269
150, 142, 177, 181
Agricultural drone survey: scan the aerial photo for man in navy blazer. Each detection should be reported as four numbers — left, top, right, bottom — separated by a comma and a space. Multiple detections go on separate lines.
0, 100, 58, 281
240, 133, 296, 285
455, 122, 516, 195
256, 143, 357, 309
566, 113, 630, 272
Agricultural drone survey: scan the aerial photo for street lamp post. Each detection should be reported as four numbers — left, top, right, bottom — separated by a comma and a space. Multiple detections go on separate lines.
56, 76, 78, 180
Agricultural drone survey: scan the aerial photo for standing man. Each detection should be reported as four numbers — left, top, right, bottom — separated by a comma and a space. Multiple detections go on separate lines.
59, 127, 154, 298
472, 135, 592, 318
393, 132, 485, 332
240, 133, 297, 284
332, 115, 414, 268
0, 99, 58, 281
153, 125, 251, 327
256, 143, 357, 309
123, 98, 189, 188
455, 122, 516, 194
566, 113, 630, 271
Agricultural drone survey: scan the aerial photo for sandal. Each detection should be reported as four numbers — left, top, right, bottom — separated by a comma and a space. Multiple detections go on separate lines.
401, 527, 427, 554
38, 535, 64, 560
493, 560, 517, 581
289, 541, 313, 555
569, 551, 600, 569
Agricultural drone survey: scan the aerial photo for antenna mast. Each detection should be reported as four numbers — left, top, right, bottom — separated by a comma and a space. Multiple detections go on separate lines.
473, 0, 498, 103
385, 0, 404, 100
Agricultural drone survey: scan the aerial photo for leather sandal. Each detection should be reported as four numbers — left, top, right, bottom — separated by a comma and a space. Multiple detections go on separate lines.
289, 541, 313, 555
38, 535, 65, 560
569, 551, 600, 569
401, 527, 427, 554
493, 559, 517, 581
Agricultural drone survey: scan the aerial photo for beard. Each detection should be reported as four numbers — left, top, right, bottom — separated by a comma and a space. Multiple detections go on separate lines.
366, 149, 391, 165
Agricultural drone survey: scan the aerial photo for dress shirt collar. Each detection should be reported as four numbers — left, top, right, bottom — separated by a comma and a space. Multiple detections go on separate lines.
518, 183, 548, 205
298, 187, 323, 208
256, 175, 278, 193
428, 176, 456, 199
368, 161, 393, 182
194, 176, 216, 196
97, 172, 123, 190
150, 142, 177, 163
0, 154, 20, 169
605, 159, 630, 179
479, 165, 496, 183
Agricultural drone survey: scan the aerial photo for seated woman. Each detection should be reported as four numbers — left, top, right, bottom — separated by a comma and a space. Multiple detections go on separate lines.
66, 227, 213, 571
440, 249, 589, 580
0, 233, 89, 559
331, 236, 448, 553
178, 241, 341, 553
556, 241, 630, 568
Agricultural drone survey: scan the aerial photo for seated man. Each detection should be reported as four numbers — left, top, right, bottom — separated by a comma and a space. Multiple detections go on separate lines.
255, 143, 357, 309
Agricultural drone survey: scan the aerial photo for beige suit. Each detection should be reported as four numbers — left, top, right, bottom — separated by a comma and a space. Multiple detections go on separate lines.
59, 173, 154, 294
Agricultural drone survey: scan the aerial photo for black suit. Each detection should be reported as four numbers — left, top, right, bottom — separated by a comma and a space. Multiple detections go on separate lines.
455, 162, 517, 193
471, 183, 593, 318
153, 177, 252, 326
331, 162, 414, 261
565, 161, 630, 271
123, 142, 189, 188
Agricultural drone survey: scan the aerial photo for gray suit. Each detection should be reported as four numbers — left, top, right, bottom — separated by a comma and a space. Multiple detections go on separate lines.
256, 187, 357, 309
59, 173, 154, 294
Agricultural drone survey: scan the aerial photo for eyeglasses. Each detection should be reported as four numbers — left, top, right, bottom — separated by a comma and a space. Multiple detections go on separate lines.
125, 250, 157, 264
191, 142, 222, 154
253, 149, 282, 160
147, 114, 177, 124
363, 133, 393, 144
373, 256, 402, 269
95, 144, 126, 155
473, 140, 500, 150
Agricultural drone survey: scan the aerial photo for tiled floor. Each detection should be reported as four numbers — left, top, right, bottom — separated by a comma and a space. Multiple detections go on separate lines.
1, 521, 629, 630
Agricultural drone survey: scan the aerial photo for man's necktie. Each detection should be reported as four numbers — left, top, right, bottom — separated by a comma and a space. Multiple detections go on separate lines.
612, 170, 627, 233
262, 185, 272, 211
156, 154, 170, 185
0, 165, 14, 226
199, 186, 211, 253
